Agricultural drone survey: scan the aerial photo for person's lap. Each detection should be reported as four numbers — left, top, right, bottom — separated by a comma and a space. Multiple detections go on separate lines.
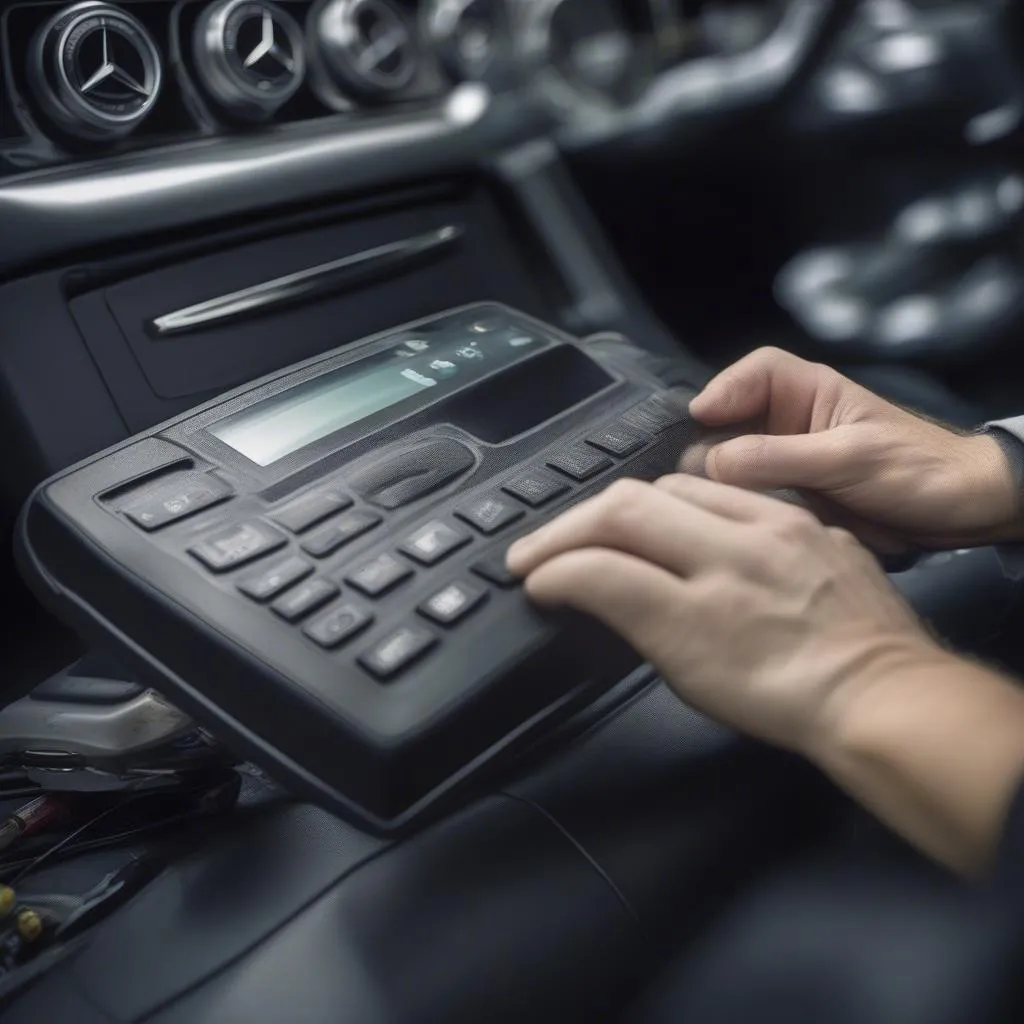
626, 815, 1024, 1024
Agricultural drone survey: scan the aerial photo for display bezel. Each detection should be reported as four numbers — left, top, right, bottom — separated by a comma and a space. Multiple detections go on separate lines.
182, 306, 570, 485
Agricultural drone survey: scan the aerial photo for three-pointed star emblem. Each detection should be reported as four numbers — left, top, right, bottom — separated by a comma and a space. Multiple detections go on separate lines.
78, 27, 150, 97
242, 9, 295, 75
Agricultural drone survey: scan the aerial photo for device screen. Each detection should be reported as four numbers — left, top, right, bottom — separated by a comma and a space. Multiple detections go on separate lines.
209, 319, 546, 466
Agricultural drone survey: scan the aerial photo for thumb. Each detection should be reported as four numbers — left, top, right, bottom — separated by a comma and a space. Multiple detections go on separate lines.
707, 432, 856, 491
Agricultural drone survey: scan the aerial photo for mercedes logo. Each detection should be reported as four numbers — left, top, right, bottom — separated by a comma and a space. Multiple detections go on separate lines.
28, 2, 163, 140
195, 0, 306, 119
73, 24, 152, 105
239, 9, 297, 82
312, 0, 419, 100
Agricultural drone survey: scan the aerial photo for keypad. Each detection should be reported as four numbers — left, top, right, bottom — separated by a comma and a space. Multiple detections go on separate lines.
454, 494, 525, 535
190, 392, 676, 686
346, 554, 413, 597
301, 510, 383, 558
270, 490, 353, 534
546, 443, 613, 482
399, 521, 471, 566
271, 578, 339, 622
304, 604, 374, 649
419, 581, 488, 626
189, 521, 287, 573
502, 470, 570, 508
358, 625, 438, 680
237, 556, 313, 602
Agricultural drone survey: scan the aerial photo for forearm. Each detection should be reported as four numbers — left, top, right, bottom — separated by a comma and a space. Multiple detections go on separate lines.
811, 652, 1024, 876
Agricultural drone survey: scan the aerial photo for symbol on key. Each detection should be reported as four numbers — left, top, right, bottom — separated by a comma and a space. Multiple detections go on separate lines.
414, 529, 445, 555
163, 497, 190, 515
476, 500, 505, 525
432, 587, 467, 617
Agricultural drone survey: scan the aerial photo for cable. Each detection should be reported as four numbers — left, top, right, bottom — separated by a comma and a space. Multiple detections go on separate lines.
0, 811, 203, 876
7, 790, 147, 888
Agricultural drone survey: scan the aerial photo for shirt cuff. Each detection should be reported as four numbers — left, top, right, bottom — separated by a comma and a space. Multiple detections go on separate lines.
982, 422, 1024, 581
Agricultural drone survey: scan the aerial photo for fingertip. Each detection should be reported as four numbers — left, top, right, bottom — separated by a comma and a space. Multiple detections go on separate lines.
505, 535, 536, 575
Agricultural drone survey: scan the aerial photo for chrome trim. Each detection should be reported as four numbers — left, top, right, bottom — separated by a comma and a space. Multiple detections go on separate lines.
0, 85, 550, 276
148, 223, 464, 336
632, 0, 829, 123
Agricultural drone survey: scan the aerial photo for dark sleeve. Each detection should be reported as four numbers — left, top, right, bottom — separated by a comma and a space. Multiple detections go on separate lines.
983, 423, 1024, 581
991, 781, 1024, 895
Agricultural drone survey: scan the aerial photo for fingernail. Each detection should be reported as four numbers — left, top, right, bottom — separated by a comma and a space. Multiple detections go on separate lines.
505, 536, 533, 568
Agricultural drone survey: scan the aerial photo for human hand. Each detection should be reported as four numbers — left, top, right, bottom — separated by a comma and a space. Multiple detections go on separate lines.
686, 347, 1022, 552
506, 476, 949, 756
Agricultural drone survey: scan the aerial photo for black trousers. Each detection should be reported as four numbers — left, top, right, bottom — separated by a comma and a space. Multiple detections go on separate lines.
628, 818, 1024, 1024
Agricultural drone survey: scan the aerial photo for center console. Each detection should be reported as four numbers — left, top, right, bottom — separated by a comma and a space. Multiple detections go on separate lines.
17, 303, 730, 832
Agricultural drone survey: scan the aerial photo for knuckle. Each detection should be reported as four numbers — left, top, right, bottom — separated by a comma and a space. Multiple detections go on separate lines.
771, 504, 821, 542
827, 526, 860, 549
597, 478, 651, 534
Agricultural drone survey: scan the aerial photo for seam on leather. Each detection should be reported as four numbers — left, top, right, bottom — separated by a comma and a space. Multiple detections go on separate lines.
499, 790, 653, 947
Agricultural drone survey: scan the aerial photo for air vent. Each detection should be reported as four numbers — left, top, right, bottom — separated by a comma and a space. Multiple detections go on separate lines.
5, 0, 195, 151
0, 0, 456, 171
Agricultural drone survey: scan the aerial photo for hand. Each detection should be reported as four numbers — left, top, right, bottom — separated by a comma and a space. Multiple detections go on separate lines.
686, 347, 1021, 552
506, 476, 947, 756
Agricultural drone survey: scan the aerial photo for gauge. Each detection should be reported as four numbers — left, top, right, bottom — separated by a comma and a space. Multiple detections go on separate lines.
308, 0, 419, 103
424, 0, 510, 83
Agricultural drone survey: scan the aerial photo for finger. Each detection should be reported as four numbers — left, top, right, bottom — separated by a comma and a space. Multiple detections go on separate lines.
506, 478, 740, 579
688, 347, 828, 434
524, 548, 692, 668
655, 471, 795, 521
706, 430, 866, 491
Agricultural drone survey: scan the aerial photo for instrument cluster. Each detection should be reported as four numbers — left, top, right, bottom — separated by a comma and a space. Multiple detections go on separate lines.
0, 0, 518, 159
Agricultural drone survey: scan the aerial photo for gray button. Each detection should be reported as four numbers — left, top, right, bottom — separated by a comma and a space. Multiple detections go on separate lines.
346, 554, 413, 597
271, 578, 338, 622
189, 521, 287, 573
304, 604, 373, 649
399, 520, 471, 566
358, 626, 437, 680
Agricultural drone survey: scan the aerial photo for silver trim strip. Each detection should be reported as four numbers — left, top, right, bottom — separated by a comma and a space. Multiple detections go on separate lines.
147, 223, 464, 336
0, 85, 551, 277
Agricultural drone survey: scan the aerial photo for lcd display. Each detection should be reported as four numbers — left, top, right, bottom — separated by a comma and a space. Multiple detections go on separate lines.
209, 319, 548, 467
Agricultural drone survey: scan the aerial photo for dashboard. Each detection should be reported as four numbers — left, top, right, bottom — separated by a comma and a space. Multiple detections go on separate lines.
0, 0, 797, 174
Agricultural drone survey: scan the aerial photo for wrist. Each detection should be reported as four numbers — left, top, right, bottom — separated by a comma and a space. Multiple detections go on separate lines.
803, 638, 956, 768
949, 433, 1024, 546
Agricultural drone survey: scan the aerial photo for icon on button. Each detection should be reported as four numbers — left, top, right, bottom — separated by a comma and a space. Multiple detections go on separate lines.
162, 496, 191, 515
456, 345, 483, 361
429, 359, 457, 377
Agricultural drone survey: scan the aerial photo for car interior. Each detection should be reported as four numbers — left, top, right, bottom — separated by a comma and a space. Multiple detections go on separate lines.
2, 0, 1024, 1020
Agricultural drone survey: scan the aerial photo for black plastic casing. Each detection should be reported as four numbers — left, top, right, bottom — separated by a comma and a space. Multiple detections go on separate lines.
16, 303, 719, 833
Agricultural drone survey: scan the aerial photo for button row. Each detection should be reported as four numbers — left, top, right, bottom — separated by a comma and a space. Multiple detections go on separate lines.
303, 573, 492, 681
